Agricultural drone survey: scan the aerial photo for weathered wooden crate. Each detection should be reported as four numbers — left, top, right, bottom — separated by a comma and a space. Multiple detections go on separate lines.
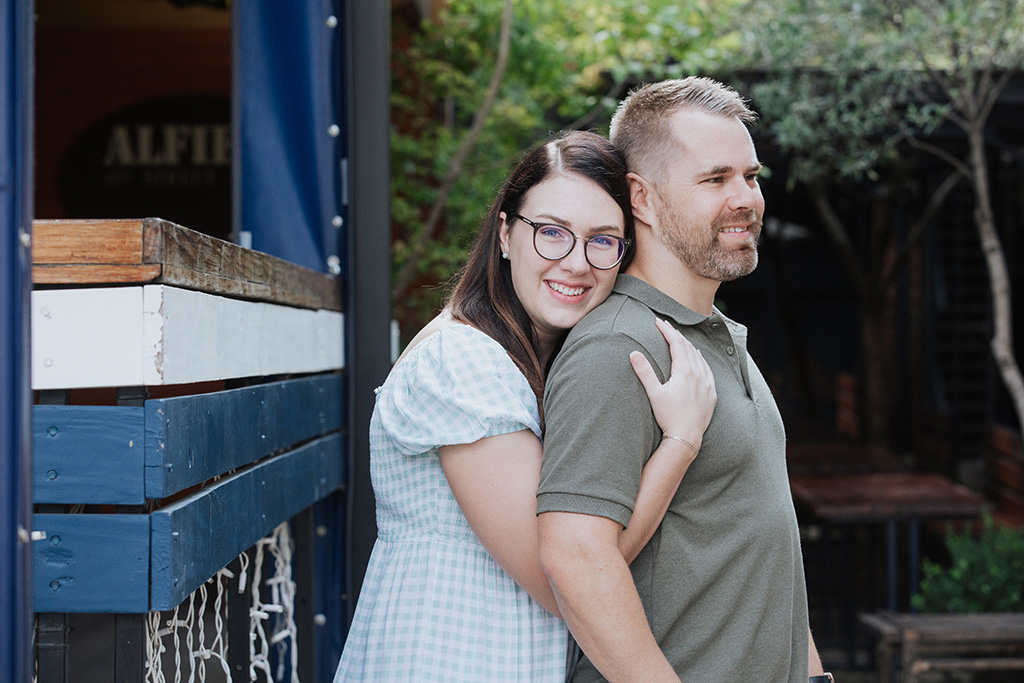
31, 218, 345, 613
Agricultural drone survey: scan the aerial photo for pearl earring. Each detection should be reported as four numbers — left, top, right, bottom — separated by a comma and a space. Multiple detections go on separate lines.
501, 252, 510, 260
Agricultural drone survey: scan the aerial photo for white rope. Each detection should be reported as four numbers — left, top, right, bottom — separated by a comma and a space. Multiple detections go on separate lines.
141, 522, 300, 683
267, 525, 298, 683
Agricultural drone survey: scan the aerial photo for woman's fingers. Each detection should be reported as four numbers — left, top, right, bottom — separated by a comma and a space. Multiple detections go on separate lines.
655, 318, 701, 379
629, 350, 662, 395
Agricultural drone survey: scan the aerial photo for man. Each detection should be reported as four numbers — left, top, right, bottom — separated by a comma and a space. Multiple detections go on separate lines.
536, 77, 829, 682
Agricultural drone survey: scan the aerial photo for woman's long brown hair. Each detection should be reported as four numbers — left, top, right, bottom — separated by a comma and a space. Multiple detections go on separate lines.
447, 130, 634, 427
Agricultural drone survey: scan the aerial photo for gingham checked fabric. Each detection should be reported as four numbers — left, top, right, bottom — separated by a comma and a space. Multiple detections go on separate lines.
334, 324, 568, 682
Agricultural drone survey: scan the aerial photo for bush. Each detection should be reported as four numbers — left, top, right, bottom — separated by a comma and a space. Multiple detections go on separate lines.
912, 514, 1024, 613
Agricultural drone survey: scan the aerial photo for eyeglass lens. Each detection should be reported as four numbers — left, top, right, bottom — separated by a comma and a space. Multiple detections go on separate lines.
534, 224, 624, 269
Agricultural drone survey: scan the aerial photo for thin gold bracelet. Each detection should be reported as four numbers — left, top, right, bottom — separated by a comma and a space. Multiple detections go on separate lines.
661, 434, 699, 456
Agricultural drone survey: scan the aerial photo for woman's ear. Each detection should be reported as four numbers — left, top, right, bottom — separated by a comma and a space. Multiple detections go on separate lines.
628, 173, 657, 227
498, 211, 512, 255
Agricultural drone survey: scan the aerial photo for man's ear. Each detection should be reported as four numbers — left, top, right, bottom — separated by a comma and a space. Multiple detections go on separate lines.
627, 173, 657, 227
498, 211, 512, 255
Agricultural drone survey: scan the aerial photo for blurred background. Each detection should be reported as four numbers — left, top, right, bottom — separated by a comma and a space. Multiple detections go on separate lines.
20, 0, 1024, 679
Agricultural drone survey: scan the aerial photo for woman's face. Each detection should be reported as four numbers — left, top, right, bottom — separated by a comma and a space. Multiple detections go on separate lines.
499, 173, 626, 357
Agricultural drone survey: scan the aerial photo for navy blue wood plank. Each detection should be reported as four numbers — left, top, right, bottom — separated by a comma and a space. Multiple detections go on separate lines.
33, 406, 146, 505
33, 513, 150, 613
145, 373, 343, 498
150, 432, 344, 610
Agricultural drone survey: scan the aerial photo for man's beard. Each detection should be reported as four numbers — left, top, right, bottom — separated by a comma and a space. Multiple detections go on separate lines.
660, 207, 762, 282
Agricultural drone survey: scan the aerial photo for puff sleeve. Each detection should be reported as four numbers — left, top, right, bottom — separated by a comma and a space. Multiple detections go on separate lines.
374, 325, 541, 455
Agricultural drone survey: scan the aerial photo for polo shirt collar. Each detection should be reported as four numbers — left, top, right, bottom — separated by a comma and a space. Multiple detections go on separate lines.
613, 274, 714, 327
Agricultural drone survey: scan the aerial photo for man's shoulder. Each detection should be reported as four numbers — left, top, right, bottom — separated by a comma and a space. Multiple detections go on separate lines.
559, 292, 677, 374
565, 291, 655, 347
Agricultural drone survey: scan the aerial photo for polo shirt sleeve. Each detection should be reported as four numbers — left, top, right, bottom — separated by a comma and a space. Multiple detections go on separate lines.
537, 328, 659, 527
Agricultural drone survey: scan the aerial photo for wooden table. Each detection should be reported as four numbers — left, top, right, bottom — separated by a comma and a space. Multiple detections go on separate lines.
786, 441, 905, 475
860, 612, 1024, 683
791, 472, 986, 612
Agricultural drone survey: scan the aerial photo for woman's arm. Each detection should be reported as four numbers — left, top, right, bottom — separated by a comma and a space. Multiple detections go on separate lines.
440, 319, 715, 616
617, 318, 716, 561
441, 429, 561, 615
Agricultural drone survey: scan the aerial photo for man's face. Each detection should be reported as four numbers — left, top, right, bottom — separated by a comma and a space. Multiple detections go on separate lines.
652, 109, 765, 282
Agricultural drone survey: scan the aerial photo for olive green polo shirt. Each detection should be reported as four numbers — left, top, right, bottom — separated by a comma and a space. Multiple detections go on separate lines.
538, 274, 809, 683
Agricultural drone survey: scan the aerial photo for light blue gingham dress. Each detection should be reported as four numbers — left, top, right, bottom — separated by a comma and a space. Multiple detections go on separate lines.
334, 324, 569, 682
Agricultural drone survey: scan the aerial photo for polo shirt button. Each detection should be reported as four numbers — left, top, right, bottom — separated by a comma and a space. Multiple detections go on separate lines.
726, 346, 735, 355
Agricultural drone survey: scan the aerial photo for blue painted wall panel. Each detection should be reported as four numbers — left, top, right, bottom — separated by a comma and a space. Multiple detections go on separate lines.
235, 0, 343, 272
1, 0, 34, 676
150, 432, 344, 610
146, 373, 343, 498
33, 514, 150, 613
33, 405, 145, 504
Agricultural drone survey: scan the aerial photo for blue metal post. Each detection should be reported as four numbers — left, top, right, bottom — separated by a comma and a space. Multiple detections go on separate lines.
1, 0, 35, 681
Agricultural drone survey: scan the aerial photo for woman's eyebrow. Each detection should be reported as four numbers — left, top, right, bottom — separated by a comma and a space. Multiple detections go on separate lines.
534, 213, 623, 235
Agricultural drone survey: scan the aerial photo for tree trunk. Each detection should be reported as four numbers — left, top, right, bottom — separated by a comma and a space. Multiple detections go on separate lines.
860, 279, 898, 446
966, 125, 1024, 434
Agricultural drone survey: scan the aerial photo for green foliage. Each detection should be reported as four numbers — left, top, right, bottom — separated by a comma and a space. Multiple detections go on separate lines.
390, 0, 741, 334
733, 0, 1024, 185
913, 515, 1024, 613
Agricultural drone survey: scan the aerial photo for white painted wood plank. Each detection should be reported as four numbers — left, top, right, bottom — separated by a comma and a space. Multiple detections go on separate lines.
31, 288, 145, 390
144, 285, 344, 385
32, 285, 344, 389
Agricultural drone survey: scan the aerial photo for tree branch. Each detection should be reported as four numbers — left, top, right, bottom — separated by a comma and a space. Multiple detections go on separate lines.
883, 168, 964, 283
906, 137, 973, 179
393, 0, 515, 297
808, 179, 867, 292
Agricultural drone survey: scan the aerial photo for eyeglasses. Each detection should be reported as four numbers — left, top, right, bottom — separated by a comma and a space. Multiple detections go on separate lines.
508, 212, 631, 270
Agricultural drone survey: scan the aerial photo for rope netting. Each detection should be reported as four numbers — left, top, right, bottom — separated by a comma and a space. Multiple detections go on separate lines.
145, 523, 299, 683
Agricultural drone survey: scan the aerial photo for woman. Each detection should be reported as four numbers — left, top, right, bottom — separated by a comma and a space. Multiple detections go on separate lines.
334, 131, 716, 682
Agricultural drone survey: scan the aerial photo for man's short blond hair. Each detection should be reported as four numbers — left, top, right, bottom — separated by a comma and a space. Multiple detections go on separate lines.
609, 76, 756, 185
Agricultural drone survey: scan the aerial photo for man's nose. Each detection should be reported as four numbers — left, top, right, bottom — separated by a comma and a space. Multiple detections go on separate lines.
727, 177, 760, 211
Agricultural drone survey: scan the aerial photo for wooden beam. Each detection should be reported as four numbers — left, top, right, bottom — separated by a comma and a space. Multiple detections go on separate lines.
150, 432, 344, 610
32, 220, 145, 265
33, 406, 146, 505
31, 287, 145, 390
145, 374, 343, 498
31, 218, 342, 311
33, 514, 150, 613
31, 285, 344, 389
33, 264, 163, 285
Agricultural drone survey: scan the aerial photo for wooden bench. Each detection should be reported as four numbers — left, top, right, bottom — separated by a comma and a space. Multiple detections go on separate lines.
860, 612, 1024, 683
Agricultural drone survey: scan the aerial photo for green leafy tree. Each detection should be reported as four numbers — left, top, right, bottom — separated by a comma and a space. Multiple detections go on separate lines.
734, 0, 1024, 443
390, 0, 739, 337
